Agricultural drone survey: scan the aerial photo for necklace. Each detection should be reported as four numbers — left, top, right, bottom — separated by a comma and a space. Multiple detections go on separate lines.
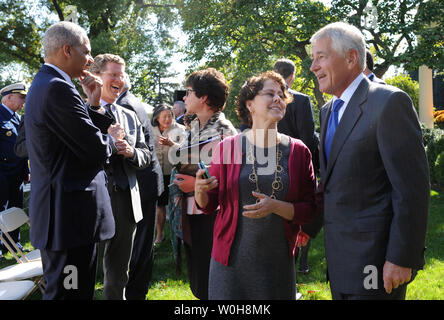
247, 139, 283, 203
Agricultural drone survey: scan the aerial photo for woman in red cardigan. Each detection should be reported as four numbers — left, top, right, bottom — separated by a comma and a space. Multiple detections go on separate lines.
195, 71, 317, 300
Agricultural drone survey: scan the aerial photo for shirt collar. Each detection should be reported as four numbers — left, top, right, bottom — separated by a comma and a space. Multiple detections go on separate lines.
0, 103, 14, 116
100, 99, 117, 112
44, 63, 74, 87
334, 73, 365, 105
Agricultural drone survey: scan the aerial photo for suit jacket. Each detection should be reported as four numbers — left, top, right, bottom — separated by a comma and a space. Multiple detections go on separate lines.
25, 64, 115, 250
278, 89, 316, 155
368, 73, 386, 85
319, 76, 429, 295
104, 103, 150, 223
116, 90, 164, 203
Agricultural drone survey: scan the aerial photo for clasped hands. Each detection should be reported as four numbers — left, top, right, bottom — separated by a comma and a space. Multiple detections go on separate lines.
158, 136, 174, 147
107, 122, 134, 158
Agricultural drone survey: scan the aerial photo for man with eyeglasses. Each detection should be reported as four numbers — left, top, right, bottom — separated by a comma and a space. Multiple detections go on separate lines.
89, 53, 151, 300
0, 83, 29, 259
25, 21, 116, 299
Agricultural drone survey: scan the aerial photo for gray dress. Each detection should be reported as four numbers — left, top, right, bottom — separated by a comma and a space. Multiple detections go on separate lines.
208, 134, 296, 300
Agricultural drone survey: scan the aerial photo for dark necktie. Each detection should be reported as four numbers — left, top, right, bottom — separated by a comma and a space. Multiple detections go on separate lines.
105, 103, 128, 189
324, 99, 344, 162
105, 103, 117, 123
368, 74, 375, 81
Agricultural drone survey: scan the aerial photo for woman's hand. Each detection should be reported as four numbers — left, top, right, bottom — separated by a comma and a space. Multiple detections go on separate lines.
243, 191, 294, 221
242, 191, 275, 219
194, 169, 218, 209
173, 173, 196, 193
158, 136, 174, 147
195, 169, 218, 194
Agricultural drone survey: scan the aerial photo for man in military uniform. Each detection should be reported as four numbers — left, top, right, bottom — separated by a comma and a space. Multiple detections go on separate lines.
0, 83, 29, 257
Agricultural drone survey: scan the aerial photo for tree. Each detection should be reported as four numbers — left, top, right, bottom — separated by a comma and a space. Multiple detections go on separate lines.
330, 0, 444, 75
179, 0, 331, 124
179, 0, 443, 125
0, 0, 181, 103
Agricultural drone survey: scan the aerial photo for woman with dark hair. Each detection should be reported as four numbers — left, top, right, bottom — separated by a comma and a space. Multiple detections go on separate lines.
194, 71, 317, 300
172, 68, 237, 300
152, 103, 185, 244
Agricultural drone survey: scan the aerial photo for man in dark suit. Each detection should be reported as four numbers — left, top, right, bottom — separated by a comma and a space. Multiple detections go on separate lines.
273, 58, 317, 157
364, 49, 386, 84
25, 21, 115, 299
89, 54, 151, 300
273, 58, 319, 276
173, 101, 186, 125
116, 75, 164, 300
310, 22, 429, 300
0, 83, 29, 257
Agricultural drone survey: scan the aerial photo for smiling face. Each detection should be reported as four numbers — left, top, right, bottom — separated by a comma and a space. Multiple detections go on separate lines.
158, 109, 173, 131
310, 36, 359, 97
68, 37, 94, 79
98, 62, 125, 104
248, 79, 287, 125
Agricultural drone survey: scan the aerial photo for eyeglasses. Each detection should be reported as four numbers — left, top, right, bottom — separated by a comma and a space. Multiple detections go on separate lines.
186, 88, 195, 96
100, 71, 125, 81
258, 90, 285, 100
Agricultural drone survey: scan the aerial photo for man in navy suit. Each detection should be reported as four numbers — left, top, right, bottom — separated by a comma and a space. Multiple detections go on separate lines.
116, 76, 164, 300
25, 21, 115, 299
0, 83, 29, 257
310, 22, 429, 300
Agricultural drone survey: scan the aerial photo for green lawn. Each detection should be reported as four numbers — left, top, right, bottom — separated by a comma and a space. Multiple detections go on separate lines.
1, 189, 443, 300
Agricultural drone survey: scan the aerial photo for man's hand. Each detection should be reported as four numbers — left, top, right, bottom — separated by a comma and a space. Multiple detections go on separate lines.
79, 71, 102, 105
115, 139, 134, 158
383, 261, 412, 294
108, 123, 125, 140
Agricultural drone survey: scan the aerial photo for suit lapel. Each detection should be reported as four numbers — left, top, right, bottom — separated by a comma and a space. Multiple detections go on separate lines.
323, 79, 369, 185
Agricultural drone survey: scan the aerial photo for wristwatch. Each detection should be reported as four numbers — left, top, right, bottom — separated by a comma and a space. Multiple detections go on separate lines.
89, 105, 101, 111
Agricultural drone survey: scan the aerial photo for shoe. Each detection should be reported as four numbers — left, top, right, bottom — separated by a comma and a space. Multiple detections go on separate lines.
296, 292, 303, 300
154, 236, 165, 245
297, 268, 310, 275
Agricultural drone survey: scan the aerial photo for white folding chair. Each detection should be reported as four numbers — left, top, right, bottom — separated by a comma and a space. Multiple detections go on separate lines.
0, 207, 41, 263
0, 207, 45, 296
0, 280, 35, 300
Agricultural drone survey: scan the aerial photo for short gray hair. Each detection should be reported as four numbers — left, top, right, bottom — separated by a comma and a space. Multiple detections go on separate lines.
310, 22, 366, 70
173, 100, 185, 111
43, 21, 88, 58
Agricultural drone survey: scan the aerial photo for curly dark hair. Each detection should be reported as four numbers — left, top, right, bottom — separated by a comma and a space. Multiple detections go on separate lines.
235, 71, 293, 127
185, 68, 229, 112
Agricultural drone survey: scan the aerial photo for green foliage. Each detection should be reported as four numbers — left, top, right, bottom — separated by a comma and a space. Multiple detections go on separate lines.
179, 0, 331, 123
434, 151, 444, 186
385, 74, 419, 112
0, 0, 180, 104
422, 125, 444, 187
330, 0, 444, 74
